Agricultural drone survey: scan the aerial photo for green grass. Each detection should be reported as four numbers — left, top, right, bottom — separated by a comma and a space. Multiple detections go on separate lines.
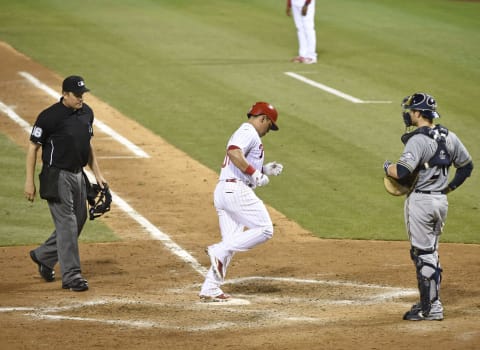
0, 0, 479, 243
0, 134, 118, 245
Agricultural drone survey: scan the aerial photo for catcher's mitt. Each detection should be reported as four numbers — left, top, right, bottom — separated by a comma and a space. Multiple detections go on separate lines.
383, 172, 419, 196
87, 183, 112, 220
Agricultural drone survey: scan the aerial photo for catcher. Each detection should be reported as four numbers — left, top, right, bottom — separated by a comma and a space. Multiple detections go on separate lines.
383, 92, 473, 321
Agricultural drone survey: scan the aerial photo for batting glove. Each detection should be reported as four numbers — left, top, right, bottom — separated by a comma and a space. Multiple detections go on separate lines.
383, 160, 392, 175
263, 161, 284, 176
251, 169, 270, 187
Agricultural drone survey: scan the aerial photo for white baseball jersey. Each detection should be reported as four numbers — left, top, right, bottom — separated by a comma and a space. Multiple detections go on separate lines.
219, 122, 264, 183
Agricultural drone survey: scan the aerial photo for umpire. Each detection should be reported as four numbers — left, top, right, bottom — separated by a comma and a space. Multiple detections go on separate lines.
24, 75, 107, 292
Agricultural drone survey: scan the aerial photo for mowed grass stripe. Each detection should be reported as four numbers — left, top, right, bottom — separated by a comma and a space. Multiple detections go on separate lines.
0, 0, 478, 243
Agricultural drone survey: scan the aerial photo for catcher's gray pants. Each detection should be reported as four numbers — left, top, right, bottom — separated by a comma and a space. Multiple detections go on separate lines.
404, 192, 447, 306
33, 170, 87, 284
404, 192, 448, 251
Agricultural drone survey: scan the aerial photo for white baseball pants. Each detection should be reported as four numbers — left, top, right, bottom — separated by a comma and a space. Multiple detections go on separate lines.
200, 180, 273, 297
291, 2, 317, 60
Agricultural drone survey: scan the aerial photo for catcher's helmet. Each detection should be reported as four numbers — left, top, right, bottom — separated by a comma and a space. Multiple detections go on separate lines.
401, 92, 440, 124
247, 102, 279, 131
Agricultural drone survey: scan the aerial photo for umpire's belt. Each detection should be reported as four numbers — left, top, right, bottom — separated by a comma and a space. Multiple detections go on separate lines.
64, 167, 83, 174
414, 189, 446, 195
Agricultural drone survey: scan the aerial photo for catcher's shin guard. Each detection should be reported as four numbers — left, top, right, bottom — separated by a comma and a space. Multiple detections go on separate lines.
418, 275, 432, 315
410, 247, 442, 315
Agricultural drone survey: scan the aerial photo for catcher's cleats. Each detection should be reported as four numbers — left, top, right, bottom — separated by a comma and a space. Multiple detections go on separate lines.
87, 183, 112, 220
403, 301, 444, 321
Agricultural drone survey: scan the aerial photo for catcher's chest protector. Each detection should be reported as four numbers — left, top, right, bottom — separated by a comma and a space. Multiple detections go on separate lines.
402, 125, 452, 170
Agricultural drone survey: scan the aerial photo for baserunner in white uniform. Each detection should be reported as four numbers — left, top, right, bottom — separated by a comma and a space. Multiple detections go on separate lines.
384, 92, 473, 321
199, 102, 283, 302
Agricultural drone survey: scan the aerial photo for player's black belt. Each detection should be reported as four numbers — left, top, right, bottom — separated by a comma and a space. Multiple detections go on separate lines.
414, 189, 446, 195
224, 178, 254, 188
411, 246, 435, 256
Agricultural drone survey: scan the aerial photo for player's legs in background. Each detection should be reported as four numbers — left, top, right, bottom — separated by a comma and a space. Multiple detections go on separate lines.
292, 6, 307, 58
302, 3, 317, 61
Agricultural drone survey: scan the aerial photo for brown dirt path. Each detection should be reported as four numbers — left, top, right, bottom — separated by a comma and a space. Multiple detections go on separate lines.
0, 42, 479, 349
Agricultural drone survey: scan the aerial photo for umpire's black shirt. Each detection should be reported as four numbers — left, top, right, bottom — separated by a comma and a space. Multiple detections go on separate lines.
30, 98, 94, 171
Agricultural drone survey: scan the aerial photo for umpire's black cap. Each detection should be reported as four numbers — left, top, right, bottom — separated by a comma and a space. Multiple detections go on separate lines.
62, 75, 90, 94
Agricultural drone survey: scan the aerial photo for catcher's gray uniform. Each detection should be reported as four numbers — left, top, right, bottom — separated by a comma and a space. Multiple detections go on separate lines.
398, 126, 472, 318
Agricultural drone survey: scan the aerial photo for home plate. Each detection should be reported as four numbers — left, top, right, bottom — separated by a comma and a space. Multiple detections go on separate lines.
198, 298, 250, 306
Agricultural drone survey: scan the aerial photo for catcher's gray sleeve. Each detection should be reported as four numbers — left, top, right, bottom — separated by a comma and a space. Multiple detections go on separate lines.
448, 131, 472, 168
397, 135, 432, 172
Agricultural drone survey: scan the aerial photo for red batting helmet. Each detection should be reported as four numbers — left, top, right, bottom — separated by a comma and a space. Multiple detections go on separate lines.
247, 102, 279, 131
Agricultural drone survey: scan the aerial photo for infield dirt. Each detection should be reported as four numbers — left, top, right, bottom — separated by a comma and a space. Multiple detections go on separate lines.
0, 42, 479, 349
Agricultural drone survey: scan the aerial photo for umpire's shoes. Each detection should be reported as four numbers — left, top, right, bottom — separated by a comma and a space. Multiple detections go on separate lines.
62, 278, 89, 292
30, 250, 55, 282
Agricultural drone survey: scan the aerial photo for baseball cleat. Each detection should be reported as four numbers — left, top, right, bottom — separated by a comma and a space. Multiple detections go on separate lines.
30, 250, 55, 282
62, 278, 89, 292
199, 293, 231, 303
291, 56, 305, 63
403, 302, 444, 321
302, 57, 317, 64
206, 247, 224, 281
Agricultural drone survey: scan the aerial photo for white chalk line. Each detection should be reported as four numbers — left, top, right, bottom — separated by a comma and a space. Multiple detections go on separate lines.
17, 71, 150, 159
0, 280, 416, 331
228, 276, 415, 291
284, 72, 392, 104
0, 101, 32, 133
97, 155, 151, 159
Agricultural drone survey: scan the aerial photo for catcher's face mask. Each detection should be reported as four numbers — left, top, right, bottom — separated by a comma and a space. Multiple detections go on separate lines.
87, 184, 112, 220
